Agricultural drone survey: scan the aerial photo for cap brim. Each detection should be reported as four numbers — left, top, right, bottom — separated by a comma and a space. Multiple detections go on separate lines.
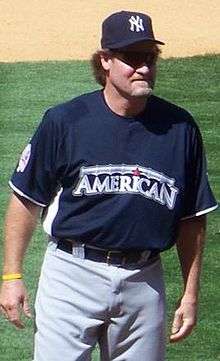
106, 37, 165, 49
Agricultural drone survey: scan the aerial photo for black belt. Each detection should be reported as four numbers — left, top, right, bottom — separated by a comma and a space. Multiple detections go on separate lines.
56, 239, 159, 265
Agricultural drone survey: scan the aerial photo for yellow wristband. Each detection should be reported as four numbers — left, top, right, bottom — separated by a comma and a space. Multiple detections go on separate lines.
2, 273, 22, 281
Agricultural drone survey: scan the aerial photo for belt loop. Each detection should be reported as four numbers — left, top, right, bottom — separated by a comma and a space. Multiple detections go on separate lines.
71, 242, 85, 259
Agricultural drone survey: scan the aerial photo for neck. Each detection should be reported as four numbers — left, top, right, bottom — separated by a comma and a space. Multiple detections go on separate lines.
103, 85, 149, 117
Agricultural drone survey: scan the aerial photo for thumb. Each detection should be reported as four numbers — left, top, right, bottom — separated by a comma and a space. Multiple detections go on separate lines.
22, 297, 32, 318
171, 310, 182, 334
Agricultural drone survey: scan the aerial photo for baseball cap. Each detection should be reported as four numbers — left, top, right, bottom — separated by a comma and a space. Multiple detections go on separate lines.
101, 11, 165, 50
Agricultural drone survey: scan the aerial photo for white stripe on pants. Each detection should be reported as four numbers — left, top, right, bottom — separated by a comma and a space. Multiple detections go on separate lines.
34, 241, 166, 361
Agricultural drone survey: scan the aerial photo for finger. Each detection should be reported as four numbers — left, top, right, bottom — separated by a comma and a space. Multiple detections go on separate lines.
170, 322, 194, 343
171, 310, 182, 334
0, 305, 9, 319
7, 306, 24, 329
22, 298, 32, 318
10, 319, 25, 329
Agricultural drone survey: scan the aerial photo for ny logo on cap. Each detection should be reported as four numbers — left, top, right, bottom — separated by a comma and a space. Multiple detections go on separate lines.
129, 15, 145, 32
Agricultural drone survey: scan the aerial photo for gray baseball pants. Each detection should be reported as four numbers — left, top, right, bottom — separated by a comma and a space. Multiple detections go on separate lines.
34, 240, 166, 361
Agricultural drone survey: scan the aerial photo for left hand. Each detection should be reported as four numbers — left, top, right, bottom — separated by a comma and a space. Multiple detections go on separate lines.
170, 297, 197, 343
0, 279, 32, 329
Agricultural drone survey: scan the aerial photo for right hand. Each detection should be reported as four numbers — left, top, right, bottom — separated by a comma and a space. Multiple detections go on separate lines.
0, 279, 32, 329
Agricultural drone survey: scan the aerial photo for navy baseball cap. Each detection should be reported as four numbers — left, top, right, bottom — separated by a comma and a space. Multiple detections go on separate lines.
101, 11, 165, 50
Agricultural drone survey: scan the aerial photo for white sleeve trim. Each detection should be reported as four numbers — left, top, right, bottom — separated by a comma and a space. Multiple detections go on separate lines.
43, 187, 63, 236
9, 181, 47, 208
181, 204, 219, 220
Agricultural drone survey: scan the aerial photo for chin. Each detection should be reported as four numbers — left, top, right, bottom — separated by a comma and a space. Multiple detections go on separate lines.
132, 87, 153, 98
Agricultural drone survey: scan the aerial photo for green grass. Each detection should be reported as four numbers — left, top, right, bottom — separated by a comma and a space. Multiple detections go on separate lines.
0, 55, 219, 360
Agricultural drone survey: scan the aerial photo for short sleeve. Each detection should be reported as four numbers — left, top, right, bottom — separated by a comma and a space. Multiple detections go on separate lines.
9, 109, 60, 207
181, 124, 218, 219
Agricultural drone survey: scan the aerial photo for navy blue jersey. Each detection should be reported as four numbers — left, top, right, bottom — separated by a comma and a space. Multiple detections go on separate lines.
10, 91, 218, 251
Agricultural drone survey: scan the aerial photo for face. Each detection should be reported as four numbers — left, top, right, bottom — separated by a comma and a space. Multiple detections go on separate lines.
101, 43, 159, 99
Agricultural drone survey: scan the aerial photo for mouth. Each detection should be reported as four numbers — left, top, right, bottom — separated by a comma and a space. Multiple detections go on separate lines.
132, 78, 151, 82
132, 79, 152, 85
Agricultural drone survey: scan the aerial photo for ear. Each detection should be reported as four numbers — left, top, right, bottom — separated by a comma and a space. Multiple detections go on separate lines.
100, 53, 111, 71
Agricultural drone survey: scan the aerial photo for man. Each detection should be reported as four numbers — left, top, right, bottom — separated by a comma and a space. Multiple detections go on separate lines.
0, 10, 218, 361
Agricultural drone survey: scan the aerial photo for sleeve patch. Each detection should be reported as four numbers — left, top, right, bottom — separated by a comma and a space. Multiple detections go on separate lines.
17, 144, 32, 173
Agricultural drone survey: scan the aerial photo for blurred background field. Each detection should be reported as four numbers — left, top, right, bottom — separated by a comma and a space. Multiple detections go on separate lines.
1, 0, 220, 62
0, 55, 219, 360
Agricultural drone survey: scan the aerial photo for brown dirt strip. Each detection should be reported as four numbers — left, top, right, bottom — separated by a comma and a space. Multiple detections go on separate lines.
0, 0, 219, 62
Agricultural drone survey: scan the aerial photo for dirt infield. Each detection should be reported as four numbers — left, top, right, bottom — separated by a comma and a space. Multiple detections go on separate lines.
1, 0, 220, 62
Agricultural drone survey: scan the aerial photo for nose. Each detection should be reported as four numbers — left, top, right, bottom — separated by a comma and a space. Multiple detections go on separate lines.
135, 62, 151, 74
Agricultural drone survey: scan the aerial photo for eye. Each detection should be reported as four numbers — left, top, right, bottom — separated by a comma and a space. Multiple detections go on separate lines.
145, 53, 157, 66
115, 52, 157, 68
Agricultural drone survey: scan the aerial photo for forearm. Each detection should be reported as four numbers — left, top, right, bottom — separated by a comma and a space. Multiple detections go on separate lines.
3, 193, 41, 274
170, 215, 206, 342
176, 215, 206, 301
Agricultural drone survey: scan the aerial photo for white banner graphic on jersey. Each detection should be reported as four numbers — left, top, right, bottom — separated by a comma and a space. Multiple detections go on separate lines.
16, 144, 32, 172
72, 164, 179, 210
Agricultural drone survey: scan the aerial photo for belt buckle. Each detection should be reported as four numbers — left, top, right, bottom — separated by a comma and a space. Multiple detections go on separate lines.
140, 250, 151, 262
106, 251, 114, 265
106, 250, 123, 265
106, 250, 127, 265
